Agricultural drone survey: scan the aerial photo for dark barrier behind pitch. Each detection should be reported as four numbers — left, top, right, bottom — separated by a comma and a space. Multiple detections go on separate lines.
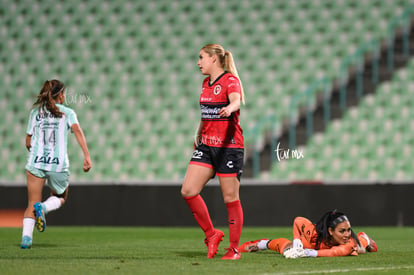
1, 183, 413, 226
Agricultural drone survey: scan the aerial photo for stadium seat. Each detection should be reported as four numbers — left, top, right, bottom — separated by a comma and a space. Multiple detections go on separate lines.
270, 57, 414, 180
0, 0, 411, 181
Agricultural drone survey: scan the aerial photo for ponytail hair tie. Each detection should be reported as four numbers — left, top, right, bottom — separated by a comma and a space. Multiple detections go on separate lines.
51, 84, 64, 97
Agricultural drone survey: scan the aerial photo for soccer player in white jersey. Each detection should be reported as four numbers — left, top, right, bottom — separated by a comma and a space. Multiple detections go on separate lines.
20, 79, 92, 249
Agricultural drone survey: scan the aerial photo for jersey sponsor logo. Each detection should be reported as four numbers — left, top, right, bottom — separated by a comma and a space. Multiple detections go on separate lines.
228, 82, 238, 88
200, 105, 221, 119
213, 85, 221, 95
200, 103, 229, 120
41, 121, 59, 127
36, 112, 61, 121
34, 155, 60, 165
201, 97, 212, 101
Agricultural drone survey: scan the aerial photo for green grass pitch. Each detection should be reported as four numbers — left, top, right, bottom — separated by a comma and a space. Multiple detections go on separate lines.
1, 226, 414, 274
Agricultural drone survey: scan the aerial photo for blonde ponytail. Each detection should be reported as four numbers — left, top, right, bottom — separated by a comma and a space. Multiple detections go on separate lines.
224, 50, 245, 105
201, 44, 246, 105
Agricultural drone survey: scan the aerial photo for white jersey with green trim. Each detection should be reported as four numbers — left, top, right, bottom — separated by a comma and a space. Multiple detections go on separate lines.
26, 103, 79, 172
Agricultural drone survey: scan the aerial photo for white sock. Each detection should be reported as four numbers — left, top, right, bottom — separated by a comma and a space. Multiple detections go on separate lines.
43, 196, 62, 214
22, 218, 35, 238
257, 239, 270, 250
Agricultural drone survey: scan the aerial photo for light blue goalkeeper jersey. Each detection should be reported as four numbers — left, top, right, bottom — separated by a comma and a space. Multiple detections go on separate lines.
26, 104, 79, 172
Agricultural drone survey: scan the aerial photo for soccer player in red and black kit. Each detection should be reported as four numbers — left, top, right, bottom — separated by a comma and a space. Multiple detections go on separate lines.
181, 44, 246, 260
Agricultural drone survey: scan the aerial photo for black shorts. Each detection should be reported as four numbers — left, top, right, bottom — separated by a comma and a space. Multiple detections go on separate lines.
189, 143, 244, 180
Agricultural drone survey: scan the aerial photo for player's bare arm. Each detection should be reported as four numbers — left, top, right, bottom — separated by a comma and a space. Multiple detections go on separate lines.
25, 134, 32, 151
71, 123, 92, 172
219, 93, 241, 117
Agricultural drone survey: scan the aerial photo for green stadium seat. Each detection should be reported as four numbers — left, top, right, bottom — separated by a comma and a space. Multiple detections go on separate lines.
0, 0, 411, 181
270, 56, 414, 181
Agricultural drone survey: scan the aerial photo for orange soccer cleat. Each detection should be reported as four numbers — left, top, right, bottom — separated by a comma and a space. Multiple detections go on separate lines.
204, 229, 224, 258
239, 239, 269, 253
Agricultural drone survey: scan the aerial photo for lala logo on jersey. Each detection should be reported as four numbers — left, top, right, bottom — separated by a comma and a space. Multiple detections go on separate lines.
213, 85, 221, 95
34, 154, 60, 165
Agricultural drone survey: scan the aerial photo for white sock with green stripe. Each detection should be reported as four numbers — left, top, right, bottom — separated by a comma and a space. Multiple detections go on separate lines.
43, 196, 62, 214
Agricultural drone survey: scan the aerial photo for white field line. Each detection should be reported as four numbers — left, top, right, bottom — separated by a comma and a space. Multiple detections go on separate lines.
261, 265, 414, 275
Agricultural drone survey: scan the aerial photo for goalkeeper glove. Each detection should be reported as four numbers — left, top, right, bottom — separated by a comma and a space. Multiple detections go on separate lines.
284, 247, 318, 259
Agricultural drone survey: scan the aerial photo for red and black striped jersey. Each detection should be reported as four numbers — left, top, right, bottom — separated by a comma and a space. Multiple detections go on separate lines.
199, 72, 244, 148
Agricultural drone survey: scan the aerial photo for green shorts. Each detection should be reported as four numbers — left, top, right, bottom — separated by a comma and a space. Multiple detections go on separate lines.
25, 165, 70, 195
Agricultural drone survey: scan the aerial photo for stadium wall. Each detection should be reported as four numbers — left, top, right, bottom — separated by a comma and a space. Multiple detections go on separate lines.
1, 181, 413, 227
